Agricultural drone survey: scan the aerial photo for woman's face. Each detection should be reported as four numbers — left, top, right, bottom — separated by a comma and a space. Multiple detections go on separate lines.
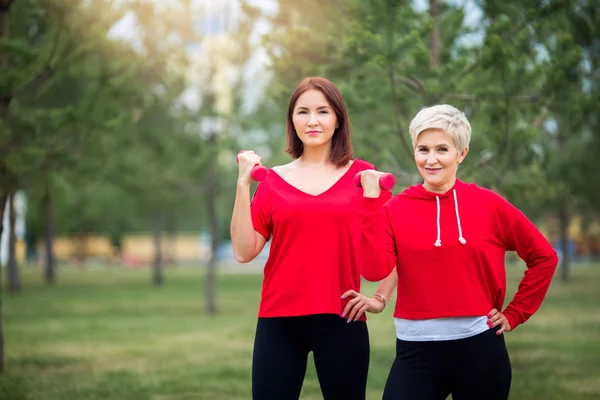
414, 129, 468, 194
291, 89, 338, 150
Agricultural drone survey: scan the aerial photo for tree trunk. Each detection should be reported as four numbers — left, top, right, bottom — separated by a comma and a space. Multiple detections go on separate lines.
166, 216, 176, 267
205, 136, 219, 314
429, 0, 440, 69
0, 0, 10, 71
151, 212, 164, 286
205, 195, 218, 315
74, 229, 89, 267
0, 193, 6, 238
0, 1, 11, 241
43, 184, 56, 284
0, 1, 11, 123
0, 235, 3, 374
558, 198, 570, 282
0, 192, 8, 375
0, 0, 15, 376
0, 268, 3, 373
7, 191, 21, 294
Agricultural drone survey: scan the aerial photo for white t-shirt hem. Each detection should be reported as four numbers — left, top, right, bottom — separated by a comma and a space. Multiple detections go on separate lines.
394, 316, 490, 342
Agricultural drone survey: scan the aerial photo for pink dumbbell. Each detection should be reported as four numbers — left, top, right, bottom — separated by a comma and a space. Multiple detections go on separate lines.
354, 172, 395, 191
236, 151, 268, 182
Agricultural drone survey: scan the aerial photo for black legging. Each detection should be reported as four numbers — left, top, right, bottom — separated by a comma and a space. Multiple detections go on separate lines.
252, 314, 370, 400
383, 326, 512, 400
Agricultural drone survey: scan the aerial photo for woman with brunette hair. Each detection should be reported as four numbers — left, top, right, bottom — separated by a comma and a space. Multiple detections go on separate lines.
231, 77, 389, 400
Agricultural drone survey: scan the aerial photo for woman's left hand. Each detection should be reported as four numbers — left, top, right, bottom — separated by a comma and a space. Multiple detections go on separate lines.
341, 290, 385, 323
487, 308, 512, 335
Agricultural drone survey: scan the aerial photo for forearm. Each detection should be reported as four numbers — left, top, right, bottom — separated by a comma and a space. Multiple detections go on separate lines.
374, 268, 397, 302
501, 201, 560, 329
503, 251, 558, 329
359, 198, 396, 281
230, 182, 259, 262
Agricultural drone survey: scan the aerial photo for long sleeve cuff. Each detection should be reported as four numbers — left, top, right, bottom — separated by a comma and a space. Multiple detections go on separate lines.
361, 191, 392, 211
502, 307, 523, 331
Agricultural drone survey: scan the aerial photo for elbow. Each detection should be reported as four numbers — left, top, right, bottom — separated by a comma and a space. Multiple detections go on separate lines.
361, 269, 386, 282
543, 249, 559, 271
233, 251, 254, 264
530, 250, 559, 274
231, 239, 258, 264
550, 251, 559, 271
359, 257, 392, 282
231, 243, 251, 263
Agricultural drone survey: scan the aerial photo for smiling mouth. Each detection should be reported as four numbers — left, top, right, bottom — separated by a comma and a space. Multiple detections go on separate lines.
425, 168, 442, 172
306, 131, 320, 136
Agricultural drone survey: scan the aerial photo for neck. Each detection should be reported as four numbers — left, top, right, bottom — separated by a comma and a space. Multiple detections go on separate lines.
423, 177, 457, 194
299, 145, 332, 166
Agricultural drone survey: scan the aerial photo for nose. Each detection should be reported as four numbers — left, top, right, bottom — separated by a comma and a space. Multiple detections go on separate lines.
426, 151, 437, 164
308, 113, 318, 127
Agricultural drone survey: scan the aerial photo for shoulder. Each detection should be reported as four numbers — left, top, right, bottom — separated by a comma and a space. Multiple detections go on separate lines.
271, 161, 297, 178
386, 189, 413, 209
467, 182, 506, 202
352, 158, 376, 171
457, 180, 514, 212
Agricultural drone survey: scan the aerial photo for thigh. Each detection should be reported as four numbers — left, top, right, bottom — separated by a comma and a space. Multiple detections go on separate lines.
311, 315, 370, 400
450, 328, 512, 400
252, 318, 309, 400
382, 339, 450, 400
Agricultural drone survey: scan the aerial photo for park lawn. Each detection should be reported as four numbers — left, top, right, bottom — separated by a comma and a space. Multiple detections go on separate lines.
1, 264, 599, 400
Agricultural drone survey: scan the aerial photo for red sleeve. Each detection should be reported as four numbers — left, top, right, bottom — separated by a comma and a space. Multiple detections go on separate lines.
358, 192, 396, 281
250, 183, 272, 241
495, 194, 558, 330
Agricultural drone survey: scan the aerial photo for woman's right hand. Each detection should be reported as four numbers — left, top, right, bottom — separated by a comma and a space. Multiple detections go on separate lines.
359, 170, 388, 198
341, 290, 386, 322
237, 150, 262, 185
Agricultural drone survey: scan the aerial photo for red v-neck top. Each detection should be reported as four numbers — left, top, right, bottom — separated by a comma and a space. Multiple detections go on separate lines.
251, 159, 389, 319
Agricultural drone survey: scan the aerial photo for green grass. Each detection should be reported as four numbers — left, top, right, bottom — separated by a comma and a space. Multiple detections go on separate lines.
1, 264, 600, 400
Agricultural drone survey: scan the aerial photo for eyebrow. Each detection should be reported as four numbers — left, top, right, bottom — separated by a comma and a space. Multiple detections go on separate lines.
295, 105, 331, 110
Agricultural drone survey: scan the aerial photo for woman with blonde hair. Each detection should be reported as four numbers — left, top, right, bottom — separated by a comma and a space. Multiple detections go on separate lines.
356, 104, 558, 400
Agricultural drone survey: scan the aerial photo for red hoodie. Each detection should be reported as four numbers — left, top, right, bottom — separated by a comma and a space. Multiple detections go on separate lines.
359, 179, 558, 330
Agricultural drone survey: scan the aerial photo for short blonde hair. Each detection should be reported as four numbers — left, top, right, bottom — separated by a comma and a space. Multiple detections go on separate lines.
409, 104, 471, 153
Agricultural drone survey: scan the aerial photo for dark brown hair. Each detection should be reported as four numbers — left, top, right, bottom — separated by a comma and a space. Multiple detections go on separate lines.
285, 77, 353, 167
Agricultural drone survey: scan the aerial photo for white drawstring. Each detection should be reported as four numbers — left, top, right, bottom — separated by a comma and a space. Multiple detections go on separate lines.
433, 190, 467, 247
453, 189, 467, 245
434, 196, 441, 247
